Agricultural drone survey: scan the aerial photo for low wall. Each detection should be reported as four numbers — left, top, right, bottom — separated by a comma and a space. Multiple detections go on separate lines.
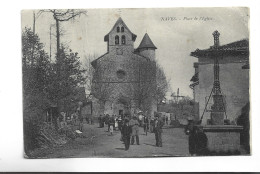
203, 125, 243, 152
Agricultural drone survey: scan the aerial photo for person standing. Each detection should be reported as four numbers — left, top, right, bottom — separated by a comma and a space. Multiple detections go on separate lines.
129, 116, 140, 145
98, 115, 102, 128
114, 115, 118, 131
154, 115, 164, 147
138, 113, 143, 127
71, 111, 77, 125
143, 115, 149, 135
121, 118, 132, 150
102, 114, 105, 127
79, 116, 84, 132
185, 117, 197, 155
117, 116, 123, 131
108, 115, 115, 135
118, 115, 124, 141
105, 114, 110, 132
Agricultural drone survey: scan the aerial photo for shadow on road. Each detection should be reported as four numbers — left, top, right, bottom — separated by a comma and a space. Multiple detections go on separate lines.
115, 147, 125, 150
143, 143, 156, 147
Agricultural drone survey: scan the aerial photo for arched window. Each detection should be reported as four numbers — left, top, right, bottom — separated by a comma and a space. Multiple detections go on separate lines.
121, 35, 126, 45
121, 27, 124, 32
117, 26, 120, 32
115, 35, 119, 45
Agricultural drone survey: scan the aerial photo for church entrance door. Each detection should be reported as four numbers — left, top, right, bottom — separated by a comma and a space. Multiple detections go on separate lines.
119, 110, 123, 116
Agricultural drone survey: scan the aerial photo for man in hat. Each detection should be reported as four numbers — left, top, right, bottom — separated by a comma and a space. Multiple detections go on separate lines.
138, 112, 144, 127
121, 118, 132, 150
185, 116, 197, 155
143, 115, 149, 135
129, 115, 140, 145
154, 114, 164, 147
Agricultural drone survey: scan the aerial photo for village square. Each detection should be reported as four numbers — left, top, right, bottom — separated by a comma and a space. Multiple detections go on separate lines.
22, 8, 250, 158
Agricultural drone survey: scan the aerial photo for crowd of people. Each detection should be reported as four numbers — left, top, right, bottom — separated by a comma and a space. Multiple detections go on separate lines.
57, 110, 88, 134
98, 113, 165, 151
57, 109, 166, 151
57, 110, 204, 155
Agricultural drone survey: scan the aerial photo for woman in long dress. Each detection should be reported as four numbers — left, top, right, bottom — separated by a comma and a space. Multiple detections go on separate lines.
114, 115, 118, 130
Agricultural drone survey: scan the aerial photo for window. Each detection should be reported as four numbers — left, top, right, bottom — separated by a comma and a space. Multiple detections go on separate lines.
121, 35, 126, 45
115, 35, 119, 45
121, 27, 124, 32
116, 70, 126, 79
117, 26, 120, 32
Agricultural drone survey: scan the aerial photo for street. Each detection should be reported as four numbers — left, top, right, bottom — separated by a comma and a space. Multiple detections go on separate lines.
30, 122, 190, 158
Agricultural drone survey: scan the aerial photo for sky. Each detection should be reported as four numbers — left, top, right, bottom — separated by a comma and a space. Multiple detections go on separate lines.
21, 8, 249, 98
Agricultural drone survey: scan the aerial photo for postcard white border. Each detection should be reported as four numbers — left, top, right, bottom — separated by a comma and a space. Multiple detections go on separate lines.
0, 0, 259, 172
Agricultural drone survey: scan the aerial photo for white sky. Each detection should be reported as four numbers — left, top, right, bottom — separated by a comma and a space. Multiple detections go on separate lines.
21, 8, 249, 98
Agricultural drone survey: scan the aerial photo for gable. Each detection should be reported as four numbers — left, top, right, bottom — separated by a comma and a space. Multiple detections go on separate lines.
104, 17, 137, 42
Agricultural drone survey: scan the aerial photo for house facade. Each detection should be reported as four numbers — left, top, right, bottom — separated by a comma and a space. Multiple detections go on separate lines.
190, 32, 249, 125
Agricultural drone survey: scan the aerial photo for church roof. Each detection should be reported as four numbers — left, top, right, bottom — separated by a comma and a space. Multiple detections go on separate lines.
137, 33, 157, 50
190, 72, 199, 82
104, 17, 137, 42
190, 39, 249, 59
91, 52, 108, 69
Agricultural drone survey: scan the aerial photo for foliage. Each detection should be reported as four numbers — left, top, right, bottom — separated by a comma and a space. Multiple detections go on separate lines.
22, 27, 51, 122
156, 63, 169, 103
178, 96, 193, 105
49, 46, 86, 111
83, 54, 97, 92
22, 27, 86, 152
137, 61, 169, 112
22, 27, 52, 152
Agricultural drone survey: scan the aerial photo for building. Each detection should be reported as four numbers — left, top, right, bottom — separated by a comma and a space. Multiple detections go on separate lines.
189, 31, 249, 153
91, 17, 157, 117
190, 31, 249, 125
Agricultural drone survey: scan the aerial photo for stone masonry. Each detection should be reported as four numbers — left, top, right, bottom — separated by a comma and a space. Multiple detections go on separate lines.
91, 17, 157, 117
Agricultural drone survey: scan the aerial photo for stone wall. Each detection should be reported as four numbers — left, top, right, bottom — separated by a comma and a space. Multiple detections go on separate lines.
92, 48, 157, 116
107, 24, 134, 53
92, 18, 157, 117
203, 125, 243, 152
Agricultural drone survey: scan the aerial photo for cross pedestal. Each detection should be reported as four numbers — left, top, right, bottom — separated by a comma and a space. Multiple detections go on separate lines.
211, 112, 224, 125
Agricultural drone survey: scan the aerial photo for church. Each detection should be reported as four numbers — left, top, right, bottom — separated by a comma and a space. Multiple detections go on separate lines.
91, 17, 157, 117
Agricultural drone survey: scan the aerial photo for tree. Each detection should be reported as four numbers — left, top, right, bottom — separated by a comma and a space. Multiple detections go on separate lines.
30, 9, 87, 113
179, 96, 193, 105
134, 60, 155, 112
39, 9, 87, 59
155, 63, 169, 104
83, 54, 97, 92
22, 27, 51, 121
22, 27, 53, 152
47, 46, 86, 112
136, 61, 169, 112
22, 10, 88, 152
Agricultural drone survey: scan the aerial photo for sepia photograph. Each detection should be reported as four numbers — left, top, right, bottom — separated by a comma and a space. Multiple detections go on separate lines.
21, 8, 250, 158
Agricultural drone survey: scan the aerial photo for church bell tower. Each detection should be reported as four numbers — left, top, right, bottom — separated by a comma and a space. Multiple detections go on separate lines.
136, 33, 157, 61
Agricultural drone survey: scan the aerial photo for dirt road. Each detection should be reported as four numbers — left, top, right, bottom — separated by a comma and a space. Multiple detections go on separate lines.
31, 123, 189, 158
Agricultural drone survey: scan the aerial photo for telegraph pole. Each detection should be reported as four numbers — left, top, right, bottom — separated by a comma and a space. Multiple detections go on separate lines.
49, 25, 52, 61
